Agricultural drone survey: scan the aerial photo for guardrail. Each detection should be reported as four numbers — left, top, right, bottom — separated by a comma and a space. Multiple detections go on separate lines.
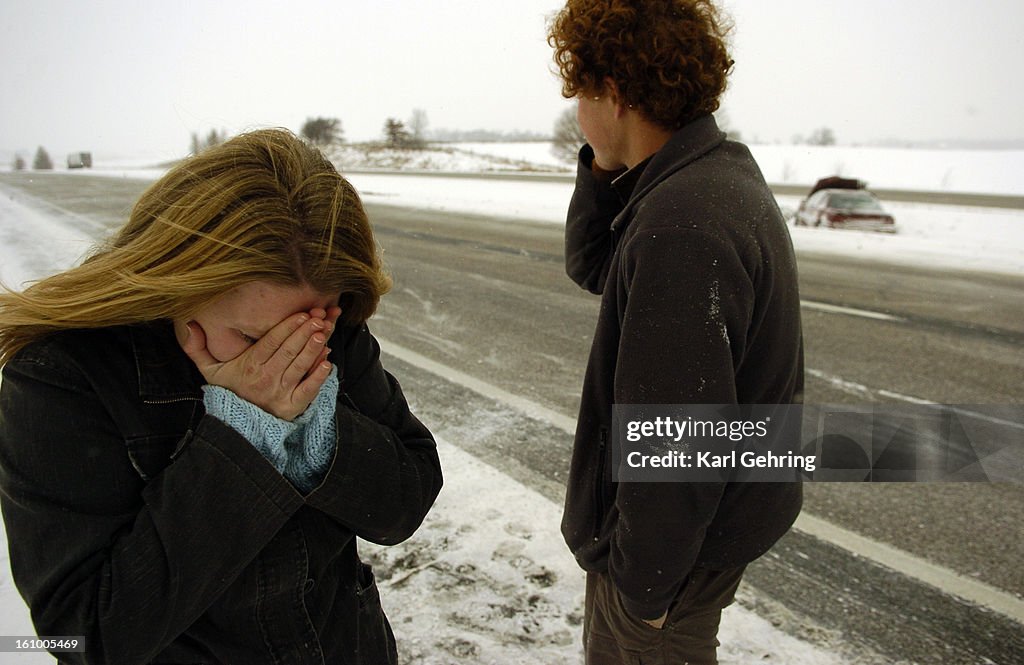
341, 168, 1024, 210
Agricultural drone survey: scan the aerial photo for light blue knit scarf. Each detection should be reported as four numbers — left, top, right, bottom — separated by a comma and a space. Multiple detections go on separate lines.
202, 366, 339, 494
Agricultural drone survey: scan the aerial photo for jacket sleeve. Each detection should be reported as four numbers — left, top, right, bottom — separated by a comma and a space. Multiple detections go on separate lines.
565, 144, 626, 294
304, 324, 442, 546
608, 226, 754, 621
0, 357, 304, 665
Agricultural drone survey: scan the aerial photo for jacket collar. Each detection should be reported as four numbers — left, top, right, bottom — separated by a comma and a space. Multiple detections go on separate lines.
129, 321, 204, 400
611, 155, 653, 203
609, 114, 726, 231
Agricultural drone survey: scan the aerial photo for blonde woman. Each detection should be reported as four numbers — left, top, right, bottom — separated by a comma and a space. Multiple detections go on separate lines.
0, 129, 442, 664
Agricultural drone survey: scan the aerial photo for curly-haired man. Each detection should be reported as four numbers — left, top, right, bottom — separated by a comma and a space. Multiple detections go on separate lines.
548, 2, 805, 663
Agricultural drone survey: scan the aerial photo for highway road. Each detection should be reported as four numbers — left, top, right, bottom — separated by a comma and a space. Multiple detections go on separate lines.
2, 172, 1022, 663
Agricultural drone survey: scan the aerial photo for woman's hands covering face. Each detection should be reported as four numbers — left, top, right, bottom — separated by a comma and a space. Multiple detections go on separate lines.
183, 306, 343, 421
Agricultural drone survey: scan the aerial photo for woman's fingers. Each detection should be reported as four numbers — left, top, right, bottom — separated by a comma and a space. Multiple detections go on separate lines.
264, 316, 326, 377
255, 312, 334, 416
248, 313, 311, 366
325, 306, 342, 328
187, 309, 338, 421
295, 359, 333, 402
265, 305, 339, 387
280, 329, 329, 390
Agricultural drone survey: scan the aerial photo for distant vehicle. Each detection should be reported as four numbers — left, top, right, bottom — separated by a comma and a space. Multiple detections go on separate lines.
794, 177, 897, 233
67, 152, 93, 169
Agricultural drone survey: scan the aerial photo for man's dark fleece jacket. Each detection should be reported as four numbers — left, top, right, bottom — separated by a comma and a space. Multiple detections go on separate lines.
561, 114, 804, 621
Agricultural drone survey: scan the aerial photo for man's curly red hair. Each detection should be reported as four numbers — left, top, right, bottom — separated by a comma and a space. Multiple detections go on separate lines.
548, 0, 733, 130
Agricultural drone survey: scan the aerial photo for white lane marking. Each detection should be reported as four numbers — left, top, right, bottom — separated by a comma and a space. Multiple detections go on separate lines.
806, 369, 876, 399
876, 389, 936, 405
809, 369, 1024, 431
801, 300, 903, 322
795, 512, 1024, 623
377, 337, 577, 435
810, 368, 940, 404
379, 336, 1024, 624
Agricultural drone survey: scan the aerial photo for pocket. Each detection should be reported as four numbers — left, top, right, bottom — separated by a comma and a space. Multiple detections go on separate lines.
355, 562, 398, 665
125, 434, 181, 481
592, 573, 666, 651
664, 566, 746, 631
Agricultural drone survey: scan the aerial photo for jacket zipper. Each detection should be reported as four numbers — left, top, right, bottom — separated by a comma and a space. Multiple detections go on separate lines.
142, 397, 201, 405
593, 427, 609, 535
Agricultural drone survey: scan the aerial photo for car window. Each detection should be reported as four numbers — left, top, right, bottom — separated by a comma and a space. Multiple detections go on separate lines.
828, 192, 884, 211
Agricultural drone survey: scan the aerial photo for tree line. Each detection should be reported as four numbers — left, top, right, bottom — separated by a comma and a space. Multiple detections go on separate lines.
8, 147, 53, 171
188, 110, 430, 156
9, 114, 836, 171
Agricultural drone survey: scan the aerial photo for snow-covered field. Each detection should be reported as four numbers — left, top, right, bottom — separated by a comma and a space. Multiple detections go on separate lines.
333, 139, 1024, 197
1, 139, 1021, 662
31, 140, 1024, 277
328, 142, 567, 173
747, 144, 1024, 196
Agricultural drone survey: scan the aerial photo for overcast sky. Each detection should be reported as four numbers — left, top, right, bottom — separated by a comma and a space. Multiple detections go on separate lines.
2, 0, 1022, 162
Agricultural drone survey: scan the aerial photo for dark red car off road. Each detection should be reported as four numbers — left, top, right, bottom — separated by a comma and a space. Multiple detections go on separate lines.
794, 177, 897, 233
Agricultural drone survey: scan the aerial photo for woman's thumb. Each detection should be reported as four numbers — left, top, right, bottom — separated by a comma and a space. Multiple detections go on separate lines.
181, 321, 215, 370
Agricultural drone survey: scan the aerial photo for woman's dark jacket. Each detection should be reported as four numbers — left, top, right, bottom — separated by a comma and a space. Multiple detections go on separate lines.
0, 320, 442, 664
562, 115, 804, 621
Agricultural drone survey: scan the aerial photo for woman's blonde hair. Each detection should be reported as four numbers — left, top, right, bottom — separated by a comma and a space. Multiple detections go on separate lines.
0, 128, 391, 364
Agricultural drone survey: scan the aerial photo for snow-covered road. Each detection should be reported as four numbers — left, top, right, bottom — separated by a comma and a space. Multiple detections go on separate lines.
2, 163, 1022, 662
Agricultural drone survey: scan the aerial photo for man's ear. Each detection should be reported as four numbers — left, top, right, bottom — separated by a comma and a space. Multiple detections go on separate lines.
603, 77, 629, 118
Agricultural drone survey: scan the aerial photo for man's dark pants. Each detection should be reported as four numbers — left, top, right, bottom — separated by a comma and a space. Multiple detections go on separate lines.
582, 565, 746, 665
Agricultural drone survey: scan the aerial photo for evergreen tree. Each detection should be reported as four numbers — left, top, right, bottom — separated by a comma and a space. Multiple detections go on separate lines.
206, 128, 226, 150
32, 147, 53, 170
383, 118, 411, 149
189, 129, 227, 155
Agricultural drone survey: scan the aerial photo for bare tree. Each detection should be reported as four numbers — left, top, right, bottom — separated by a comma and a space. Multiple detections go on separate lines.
714, 109, 742, 141
408, 109, 429, 148
301, 117, 343, 146
13, 154, 26, 171
807, 127, 836, 146
551, 107, 586, 163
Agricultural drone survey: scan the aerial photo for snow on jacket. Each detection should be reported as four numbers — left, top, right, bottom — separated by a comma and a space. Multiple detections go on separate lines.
561, 114, 805, 621
0, 320, 442, 664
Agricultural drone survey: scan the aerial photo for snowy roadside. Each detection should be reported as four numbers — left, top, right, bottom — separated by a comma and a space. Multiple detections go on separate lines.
0, 184, 96, 291
361, 438, 854, 665
0, 168, 867, 662
343, 173, 1024, 276
0, 436, 855, 665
